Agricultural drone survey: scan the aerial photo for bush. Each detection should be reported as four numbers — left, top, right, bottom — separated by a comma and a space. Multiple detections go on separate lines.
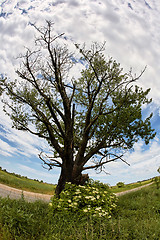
50, 180, 117, 219
154, 177, 160, 189
116, 182, 125, 188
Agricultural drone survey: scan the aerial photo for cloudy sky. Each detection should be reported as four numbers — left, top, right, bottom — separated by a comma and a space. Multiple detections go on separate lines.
0, 0, 160, 185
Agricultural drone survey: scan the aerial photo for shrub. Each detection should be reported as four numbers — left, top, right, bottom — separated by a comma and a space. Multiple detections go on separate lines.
50, 180, 117, 219
116, 182, 125, 188
154, 177, 160, 189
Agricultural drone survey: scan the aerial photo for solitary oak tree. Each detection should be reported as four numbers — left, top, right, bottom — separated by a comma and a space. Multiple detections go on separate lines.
0, 22, 156, 196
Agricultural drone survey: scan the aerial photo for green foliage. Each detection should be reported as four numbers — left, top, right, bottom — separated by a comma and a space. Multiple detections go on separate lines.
157, 166, 160, 174
0, 183, 159, 240
0, 22, 156, 190
154, 176, 160, 189
0, 25, 155, 169
116, 182, 125, 188
50, 180, 117, 219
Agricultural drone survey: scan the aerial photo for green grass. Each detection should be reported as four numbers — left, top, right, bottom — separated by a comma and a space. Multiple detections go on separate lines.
0, 168, 154, 196
0, 183, 159, 239
110, 178, 153, 193
110, 183, 160, 239
0, 169, 55, 194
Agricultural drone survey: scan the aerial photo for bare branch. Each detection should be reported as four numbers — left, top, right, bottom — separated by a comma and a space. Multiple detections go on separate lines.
39, 152, 62, 170
82, 153, 130, 171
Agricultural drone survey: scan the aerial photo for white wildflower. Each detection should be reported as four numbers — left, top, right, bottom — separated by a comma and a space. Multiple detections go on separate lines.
83, 209, 88, 212
73, 202, 78, 205
85, 196, 90, 199
90, 196, 96, 201
95, 207, 101, 211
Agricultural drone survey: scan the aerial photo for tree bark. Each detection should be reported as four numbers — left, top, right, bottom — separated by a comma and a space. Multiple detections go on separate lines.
55, 162, 89, 197
55, 163, 72, 197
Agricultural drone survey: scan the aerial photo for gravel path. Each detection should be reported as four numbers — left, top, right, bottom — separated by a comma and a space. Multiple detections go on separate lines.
0, 182, 153, 202
115, 182, 153, 197
0, 183, 52, 202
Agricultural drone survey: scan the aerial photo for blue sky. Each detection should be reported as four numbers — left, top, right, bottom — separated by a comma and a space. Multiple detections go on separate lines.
0, 0, 160, 186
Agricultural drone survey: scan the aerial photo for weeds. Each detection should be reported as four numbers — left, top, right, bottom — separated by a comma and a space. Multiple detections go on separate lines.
0, 184, 159, 239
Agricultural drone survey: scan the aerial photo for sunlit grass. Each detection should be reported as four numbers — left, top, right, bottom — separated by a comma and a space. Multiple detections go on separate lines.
0, 183, 159, 239
0, 169, 55, 194
110, 178, 153, 193
0, 168, 155, 196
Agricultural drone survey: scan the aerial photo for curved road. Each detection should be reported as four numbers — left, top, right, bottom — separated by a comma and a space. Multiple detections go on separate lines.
115, 182, 153, 196
0, 182, 153, 202
0, 183, 51, 202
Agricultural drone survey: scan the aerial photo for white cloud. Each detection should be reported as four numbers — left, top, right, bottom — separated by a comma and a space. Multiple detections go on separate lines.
0, 0, 160, 184
0, 139, 17, 156
17, 163, 59, 183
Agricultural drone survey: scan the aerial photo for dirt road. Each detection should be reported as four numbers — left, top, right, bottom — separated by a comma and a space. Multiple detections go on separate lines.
0, 182, 153, 202
0, 183, 51, 202
115, 182, 153, 196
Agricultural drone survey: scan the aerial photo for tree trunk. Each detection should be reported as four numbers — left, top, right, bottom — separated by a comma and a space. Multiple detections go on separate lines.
55, 163, 72, 197
55, 163, 89, 197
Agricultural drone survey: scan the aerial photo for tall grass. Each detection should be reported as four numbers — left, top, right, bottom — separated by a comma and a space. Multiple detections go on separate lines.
0, 183, 159, 239
110, 184, 160, 239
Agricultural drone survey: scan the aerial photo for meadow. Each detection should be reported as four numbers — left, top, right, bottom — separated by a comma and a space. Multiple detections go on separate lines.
0, 167, 153, 194
110, 178, 153, 193
0, 168, 55, 194
0, 182, 159, 239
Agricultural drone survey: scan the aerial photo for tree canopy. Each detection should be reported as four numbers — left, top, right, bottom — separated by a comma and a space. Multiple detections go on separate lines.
0, 21, 156, 195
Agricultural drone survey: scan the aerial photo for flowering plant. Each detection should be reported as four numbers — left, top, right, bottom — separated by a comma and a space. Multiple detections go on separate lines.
50, 180, 117, 218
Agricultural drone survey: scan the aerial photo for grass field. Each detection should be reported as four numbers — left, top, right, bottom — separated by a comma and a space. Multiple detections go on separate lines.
0, 168, 154, 195
110, 178, 153, 193
0, 183, 159, 239
0, 169, 55, 194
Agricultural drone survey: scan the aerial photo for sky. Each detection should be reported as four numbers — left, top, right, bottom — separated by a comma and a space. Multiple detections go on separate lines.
0, 0, 160, 186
